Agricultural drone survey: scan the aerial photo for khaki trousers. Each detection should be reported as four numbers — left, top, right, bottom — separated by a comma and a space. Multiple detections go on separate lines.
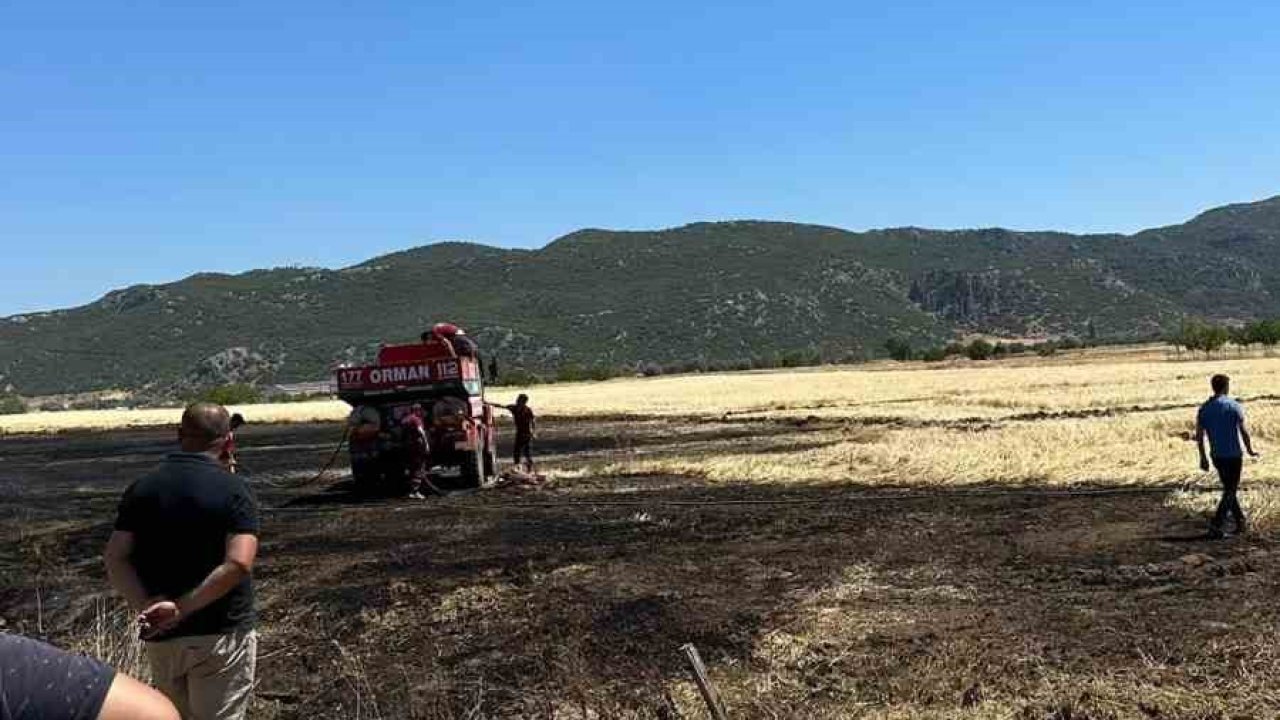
146, 629, 257, 720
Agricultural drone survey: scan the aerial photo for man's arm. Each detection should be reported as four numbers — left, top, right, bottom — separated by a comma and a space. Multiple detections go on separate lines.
140, 533, 258, 638
176, 533, 258, 616
1195, 418, 1210, 471
103, 532, 155, 612
98, 672, 180, 720
1241, 421, 1260, 457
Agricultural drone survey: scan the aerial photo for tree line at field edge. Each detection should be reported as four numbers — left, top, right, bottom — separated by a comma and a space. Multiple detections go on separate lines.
1169, 318, 1280, 357
882, 336, 1084, 363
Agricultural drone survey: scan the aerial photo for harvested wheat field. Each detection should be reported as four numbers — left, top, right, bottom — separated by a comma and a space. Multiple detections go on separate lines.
5, 349, 1280, 718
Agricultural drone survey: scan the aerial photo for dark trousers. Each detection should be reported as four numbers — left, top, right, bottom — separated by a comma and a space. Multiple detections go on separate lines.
1212, 456, 1246, 531
513, 435, 533, 470
404, 456, 427, 494
405, 439, 430, 494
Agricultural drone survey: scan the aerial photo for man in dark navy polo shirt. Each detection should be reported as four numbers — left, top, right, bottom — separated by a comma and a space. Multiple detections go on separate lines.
0, 633, 177, 720
103, 403, 260, 720
1196, 374, 1260, 537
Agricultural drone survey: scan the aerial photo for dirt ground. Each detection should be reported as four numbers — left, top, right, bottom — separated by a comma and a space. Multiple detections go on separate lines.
3, 418, 1280, 719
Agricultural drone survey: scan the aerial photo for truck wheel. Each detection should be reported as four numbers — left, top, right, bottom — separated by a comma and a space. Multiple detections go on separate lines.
351, 457, 381, 496
461, 443, 486, 489
483, 433, 499, 485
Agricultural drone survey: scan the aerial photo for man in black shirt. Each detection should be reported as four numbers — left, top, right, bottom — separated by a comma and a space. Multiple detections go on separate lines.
0, 633, 177, 720
104, 402, 260, 720
491, 394, 536, 471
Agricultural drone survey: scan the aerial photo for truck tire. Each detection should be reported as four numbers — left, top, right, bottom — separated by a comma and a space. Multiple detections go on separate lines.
460, 443, 485, 489
483, 432, 498, 485
351, 456, 381, 497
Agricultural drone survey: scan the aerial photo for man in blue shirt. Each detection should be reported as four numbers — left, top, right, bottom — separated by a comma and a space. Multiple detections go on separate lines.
1195, 374, 1260, 537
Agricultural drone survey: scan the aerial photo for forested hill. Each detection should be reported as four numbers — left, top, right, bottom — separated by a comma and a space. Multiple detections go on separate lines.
3, 195, 1279, 395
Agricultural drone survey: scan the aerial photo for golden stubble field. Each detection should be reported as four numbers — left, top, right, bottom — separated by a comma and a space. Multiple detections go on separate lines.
8, 346, 1280, 492
9, 347, 1280, 533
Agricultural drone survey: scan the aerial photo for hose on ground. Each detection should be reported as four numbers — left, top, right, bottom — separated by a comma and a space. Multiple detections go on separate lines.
243, 426, 350, 489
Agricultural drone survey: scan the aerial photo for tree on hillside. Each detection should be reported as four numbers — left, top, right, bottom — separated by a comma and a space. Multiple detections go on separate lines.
1172, 319, 1209, 357
966, 339, 995, 361
1230, 325, 1251, 356
921, 346, 948, 362
197, 383, 263, 406
884, 336, 915, 362
1202, 324, 1230, 358
1176, 320, 1229, 359
0, 392, 24, 415
1247, 319, 1280, 354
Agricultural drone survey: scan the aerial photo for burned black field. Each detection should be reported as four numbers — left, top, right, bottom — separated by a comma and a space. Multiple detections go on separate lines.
4, 416, 1280, 719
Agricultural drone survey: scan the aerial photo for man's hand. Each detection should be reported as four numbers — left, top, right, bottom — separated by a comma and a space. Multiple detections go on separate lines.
138, 600, 181, 639
1200, 457, 1211, 472
1249, 449, 1262, 458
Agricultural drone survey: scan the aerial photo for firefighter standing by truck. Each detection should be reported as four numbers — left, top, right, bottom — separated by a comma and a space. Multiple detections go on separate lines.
219, 413, 245, 473
399, 404, 430, 499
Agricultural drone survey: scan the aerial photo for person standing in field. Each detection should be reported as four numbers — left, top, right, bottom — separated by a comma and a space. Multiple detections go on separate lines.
103, 402, 260, 720
400, 403, 430, 499
492, 394, 536, 472
0, 632, 178, 720
219, 413, 245, 473
1196, 374, 1260, 538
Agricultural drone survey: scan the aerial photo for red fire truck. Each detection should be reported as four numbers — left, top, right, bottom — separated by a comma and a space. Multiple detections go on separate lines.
335, 324, 499, 493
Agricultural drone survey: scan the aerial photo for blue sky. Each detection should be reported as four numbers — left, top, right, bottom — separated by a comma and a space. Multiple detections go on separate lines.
3, 1, 1279, 315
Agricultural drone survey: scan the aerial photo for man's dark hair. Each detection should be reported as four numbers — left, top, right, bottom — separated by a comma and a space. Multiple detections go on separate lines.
1211, 374, 1230, 395
229, 413, 245, 430
181, 402, 231, 444
516, 394, 529, 405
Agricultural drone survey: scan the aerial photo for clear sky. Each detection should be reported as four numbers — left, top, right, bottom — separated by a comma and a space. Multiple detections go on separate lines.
3, 1, 1279, 316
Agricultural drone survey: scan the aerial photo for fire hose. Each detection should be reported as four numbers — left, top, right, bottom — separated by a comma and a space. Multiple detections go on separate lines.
242, 424, 475, 497
241, 426, 351, 489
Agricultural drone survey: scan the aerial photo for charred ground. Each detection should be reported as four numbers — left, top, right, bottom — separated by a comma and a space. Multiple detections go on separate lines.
3, 418, 1280, 719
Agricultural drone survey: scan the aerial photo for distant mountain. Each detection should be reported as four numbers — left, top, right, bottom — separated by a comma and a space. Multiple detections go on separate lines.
3, 196, 1279, 395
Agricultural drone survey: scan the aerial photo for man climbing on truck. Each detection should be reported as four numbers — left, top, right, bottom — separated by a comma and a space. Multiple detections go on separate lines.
491, 394, 536, 472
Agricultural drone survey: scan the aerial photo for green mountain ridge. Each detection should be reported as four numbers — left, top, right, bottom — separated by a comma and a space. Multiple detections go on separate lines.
3, 196, 1280, 395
